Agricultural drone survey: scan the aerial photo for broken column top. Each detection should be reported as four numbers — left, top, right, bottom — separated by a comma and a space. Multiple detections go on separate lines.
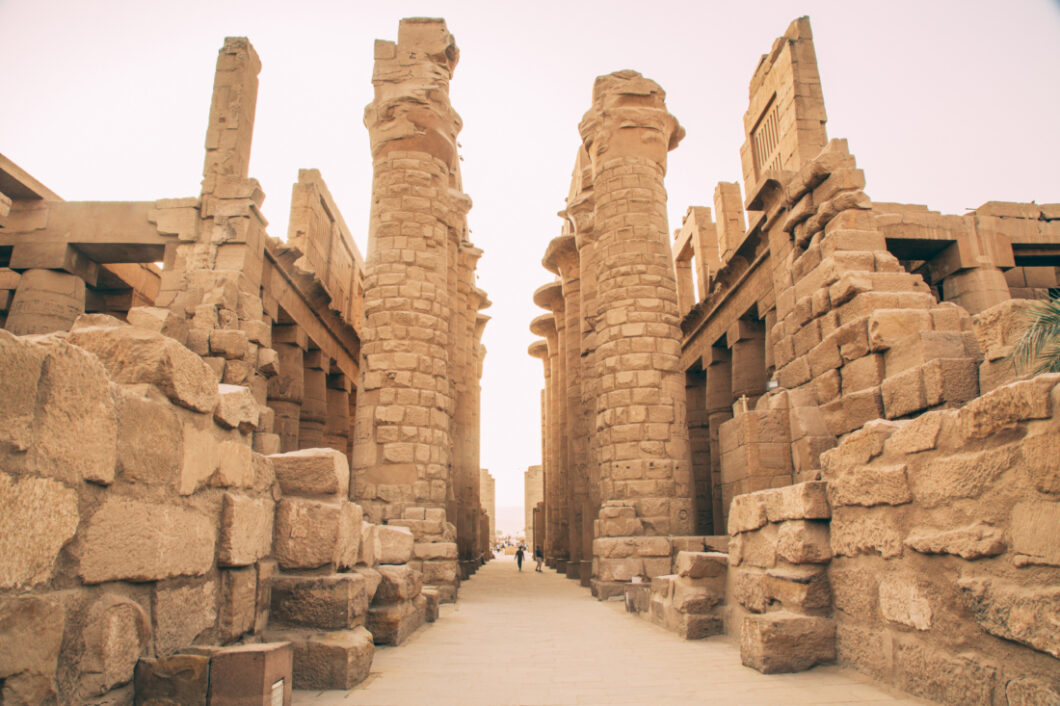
365, 18, 462, 166
578, 70, 685, 171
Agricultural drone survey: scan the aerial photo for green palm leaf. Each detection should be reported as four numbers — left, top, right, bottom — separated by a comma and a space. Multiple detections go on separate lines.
1012, 294, 1060, 375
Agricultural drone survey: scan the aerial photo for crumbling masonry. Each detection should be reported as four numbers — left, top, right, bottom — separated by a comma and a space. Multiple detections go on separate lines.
0, 19, 491, 704
531, 17, 1060, 705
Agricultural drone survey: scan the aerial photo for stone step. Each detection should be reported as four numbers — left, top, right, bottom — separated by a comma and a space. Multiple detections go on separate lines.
366, 595, 427, 646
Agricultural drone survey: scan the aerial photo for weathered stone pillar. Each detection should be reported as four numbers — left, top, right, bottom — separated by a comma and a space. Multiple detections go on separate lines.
299, 355, 327, 450
533, 283, 569, 569
530, 310, 563, 566
5, 268, 85, 335
528, 339, 551, 559
730, 319, 767, 407
352, 19, 463, 524
578, 71, 693, 581
267, 340, 303, 453
544, 235, 587, 580
705, 345, 734, 533
324, 373, 350, 456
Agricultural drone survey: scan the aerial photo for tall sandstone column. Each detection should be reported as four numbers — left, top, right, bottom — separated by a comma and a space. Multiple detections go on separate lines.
352, 19, 465, 524
578, 71, 694, 582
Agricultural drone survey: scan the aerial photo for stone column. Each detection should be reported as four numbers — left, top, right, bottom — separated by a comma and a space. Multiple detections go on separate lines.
705, 345, 733, 533
730, 319, 767, 408
544, 235, 587, 580
533, 283, 569, 569
528, 339, 551, 559
5, 268, 85, 335
267, 339, 303, 453
324, 373, 351, 456
299, 355, 327, 450
352, 19, 463, 524
578, 71, 693, 574
530, 310, 563, 566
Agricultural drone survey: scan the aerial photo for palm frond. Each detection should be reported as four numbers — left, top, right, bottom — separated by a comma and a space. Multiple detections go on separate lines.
1012, 294, 1060, 374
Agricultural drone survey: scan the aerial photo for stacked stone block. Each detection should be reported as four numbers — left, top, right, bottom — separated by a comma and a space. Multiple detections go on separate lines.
822, 375, 1060, 705
646, 551, 727, 639
727, 481, 836, 673
390, 506, 461, 603
260, 447, 376, 689
0, 315, 279, 703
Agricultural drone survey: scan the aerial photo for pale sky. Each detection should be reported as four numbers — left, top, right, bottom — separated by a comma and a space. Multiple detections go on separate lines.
3, 0, 1058, 533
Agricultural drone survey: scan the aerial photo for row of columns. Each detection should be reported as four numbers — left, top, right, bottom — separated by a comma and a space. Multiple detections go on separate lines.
530, 71, 694, 587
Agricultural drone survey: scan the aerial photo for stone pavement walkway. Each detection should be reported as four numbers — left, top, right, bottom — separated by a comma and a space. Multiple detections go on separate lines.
295, 555, 930, 706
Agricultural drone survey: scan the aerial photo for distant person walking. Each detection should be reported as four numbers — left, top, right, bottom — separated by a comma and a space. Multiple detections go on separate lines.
515, 546, 525, 572
534, 546, 544, 572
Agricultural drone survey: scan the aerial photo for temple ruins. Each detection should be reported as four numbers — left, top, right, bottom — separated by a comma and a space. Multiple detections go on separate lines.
530, 16, 1059, 706
0, 19, 492, 704
0, 11, 1057, 706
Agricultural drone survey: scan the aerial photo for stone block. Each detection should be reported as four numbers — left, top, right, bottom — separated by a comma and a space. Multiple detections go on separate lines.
763, 481, 830, 522
881, 365, 927, 418
153, 576, 218, 655
413, 541, 458, 560
354, 567, 382, 603
733, 570, 768, 612
211, 440, 254, 488
133, 653, 210, 706
377, 525, 415, 564
209, 329, 248, 360
114, 384, 182, 486
904, 522, 1005, 560
1005, 678, 1060, 706
957, 374, 1057, 440
4, 333, 118, 485
878, 574, 932, 630
867, 309, 932, 352
254, 560, 278, 635
835, 622, 892, 683
358, 522, 379, 567
68, 322, 219, 413
959, 577, 1060, 658
0, 473, 79, 589
373, 565, 422, 604
421, 559, 459, 586
79, 594, 150, 696
830, 507, 902, 559
776, 520, 832, 564
679, 613, 724, 640
273, 498, 360, 571
910, 444, 1018, 508
422, 587, 440, 622
828, 464, 912, 507
593, 536, 671, 559
264, 627, 374, 690
728, 525, 777, 569
207, 643, 293, 706
765, 565, 831, 612
269, 447, 349, 498
365, 598, 425, 646
219, 567, 257, 641
671, 576, 723, 613
270, 574, 368, 630
0, 595, 64, 695
213, 384, 259, 432
892, 639, 997, 706
80, 498, 215, 583
1010, 500, 1060, 567
727, 493, 767, 534
218, 493, 274, 567
674, 551, 727, 579
884, 411, 943, 455
740, 612, 835, 673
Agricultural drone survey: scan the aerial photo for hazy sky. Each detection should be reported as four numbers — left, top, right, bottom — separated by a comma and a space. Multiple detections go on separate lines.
3, 0, 1058, 532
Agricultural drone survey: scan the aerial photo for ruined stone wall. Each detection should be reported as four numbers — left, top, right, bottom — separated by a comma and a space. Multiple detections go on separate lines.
821, 376, 1060, 705
0, 318, 278, 703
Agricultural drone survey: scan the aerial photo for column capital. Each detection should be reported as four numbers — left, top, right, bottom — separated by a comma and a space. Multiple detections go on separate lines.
578, 70, 684, 173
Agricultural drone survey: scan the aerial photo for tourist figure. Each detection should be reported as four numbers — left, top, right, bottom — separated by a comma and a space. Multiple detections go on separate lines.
534, 546, 544, 572
515, 546, 525, 571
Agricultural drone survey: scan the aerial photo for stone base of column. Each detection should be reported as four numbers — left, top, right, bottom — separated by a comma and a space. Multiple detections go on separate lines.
389, 506, 460, 604
555, 559, 567, 574
579, 561, 592, 587
565, 563, 580, 580
6, 268, 85, 335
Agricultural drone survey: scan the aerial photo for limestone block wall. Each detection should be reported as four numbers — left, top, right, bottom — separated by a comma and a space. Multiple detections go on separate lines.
821, 376, 1060, 706
0, 315, 278, 704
